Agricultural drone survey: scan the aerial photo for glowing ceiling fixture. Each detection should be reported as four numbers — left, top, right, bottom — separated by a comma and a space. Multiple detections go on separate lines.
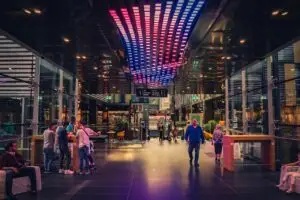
109, 0, 205, 86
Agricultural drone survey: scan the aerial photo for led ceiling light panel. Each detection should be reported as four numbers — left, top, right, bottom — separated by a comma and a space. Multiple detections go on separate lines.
109, 0, 205, 87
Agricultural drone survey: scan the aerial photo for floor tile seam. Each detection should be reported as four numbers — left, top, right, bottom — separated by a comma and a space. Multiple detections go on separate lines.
126, 165, 136, 200
212, 172, 240, 196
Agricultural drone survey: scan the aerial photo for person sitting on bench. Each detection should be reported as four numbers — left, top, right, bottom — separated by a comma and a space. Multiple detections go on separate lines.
0, 142, 37, 200
277, 150, 300, 193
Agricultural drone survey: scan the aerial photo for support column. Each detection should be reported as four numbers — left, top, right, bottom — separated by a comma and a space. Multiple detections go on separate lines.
242, 68, 247, 133
21, 98, 25, 148
74, 78, 79, 121
267, 56, 274, 135
58, 69, 63, 121
32, 57, 40, 135
225, 78, 229, 134
68, 78, 74, 120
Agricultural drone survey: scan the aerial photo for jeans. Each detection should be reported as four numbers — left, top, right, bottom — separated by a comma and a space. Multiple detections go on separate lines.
79, 146, 89, 172
59, 145, 71, 170
5, 167, 37, 197
188, 142, 200, 164
43, 148, 55, 171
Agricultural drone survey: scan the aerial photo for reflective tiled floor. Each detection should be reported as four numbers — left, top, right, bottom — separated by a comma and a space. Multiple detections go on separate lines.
18, 140, 299, 200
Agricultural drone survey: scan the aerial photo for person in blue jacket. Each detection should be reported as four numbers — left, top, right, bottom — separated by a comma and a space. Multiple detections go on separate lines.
185, 119, 205, 167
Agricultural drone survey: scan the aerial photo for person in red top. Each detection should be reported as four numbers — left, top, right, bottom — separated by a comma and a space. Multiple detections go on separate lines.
0, 142, 37, 200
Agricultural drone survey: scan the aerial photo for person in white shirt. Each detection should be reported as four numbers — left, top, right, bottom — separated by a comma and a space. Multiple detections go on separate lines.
76, 120, 91, 175
43, 122, 57, 173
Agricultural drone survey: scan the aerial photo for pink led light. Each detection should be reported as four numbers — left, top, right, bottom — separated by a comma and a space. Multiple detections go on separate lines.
109, 9, 134, 70
152, 3, 162, 76
121, 8, 138, 70
142, 4, 151, 82
158, 1, 173, 75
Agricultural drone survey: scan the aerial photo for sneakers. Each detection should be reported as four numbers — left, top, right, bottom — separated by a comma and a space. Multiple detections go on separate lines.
59, 169, 64, 174
64, 170, 74, 175
84, 171, 91, 175
89, 164, 96, 170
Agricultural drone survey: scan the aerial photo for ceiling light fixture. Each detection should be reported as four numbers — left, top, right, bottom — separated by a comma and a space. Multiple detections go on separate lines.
272, 10, 280, 16
33, 8, 42, 14
63, 37, 70, 43
24, 9, 32, 15
239, 39, 246, 44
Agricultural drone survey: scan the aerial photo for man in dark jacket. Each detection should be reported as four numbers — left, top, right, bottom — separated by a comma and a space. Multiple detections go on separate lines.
58, 121, 73, 175
185, 119, 205, 167
0, 142, 37, 200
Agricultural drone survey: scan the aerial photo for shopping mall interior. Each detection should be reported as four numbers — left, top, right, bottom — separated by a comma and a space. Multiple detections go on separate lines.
0, 0, 300, 199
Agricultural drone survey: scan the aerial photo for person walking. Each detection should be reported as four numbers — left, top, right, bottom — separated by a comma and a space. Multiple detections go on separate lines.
212, 124, 224, 162
172, 125, 179, 142
158, 122, 164, 141
43, 122, 57, 173
167, 120, 172, 141
58, 121, 74, 175
185, 119, 205, 167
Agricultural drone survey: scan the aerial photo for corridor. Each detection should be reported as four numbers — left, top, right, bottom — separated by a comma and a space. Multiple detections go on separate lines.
19, 140, 298, 200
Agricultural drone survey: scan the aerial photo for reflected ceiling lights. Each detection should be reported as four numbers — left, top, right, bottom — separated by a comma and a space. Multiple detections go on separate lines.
109, 0, 205, 87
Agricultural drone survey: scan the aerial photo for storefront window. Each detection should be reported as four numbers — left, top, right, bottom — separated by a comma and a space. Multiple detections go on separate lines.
272, 41, 300, 165
39, 61, 60, 131
229, 71, 242, 131
246, 61, 268, 134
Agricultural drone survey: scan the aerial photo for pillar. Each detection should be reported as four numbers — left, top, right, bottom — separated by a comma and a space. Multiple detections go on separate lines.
21, 97, 25, 148
242, 68, 247, 133
58, 69, 63, 121
225, 78, 229, 134
74, 78, 79, 121
68, 78, 74, 120
267, 56, 274, 135
32, 56, 40, 135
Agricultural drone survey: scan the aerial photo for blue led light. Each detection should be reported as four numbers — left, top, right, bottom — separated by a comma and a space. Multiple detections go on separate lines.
110, 0, 205, 86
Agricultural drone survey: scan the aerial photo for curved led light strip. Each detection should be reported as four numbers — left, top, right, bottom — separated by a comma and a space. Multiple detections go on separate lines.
109, 0, 205, 87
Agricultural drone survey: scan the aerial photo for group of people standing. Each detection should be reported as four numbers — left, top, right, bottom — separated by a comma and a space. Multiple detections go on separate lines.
43, 117, 98, 175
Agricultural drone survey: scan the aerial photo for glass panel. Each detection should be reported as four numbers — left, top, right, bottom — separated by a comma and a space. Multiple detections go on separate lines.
246, 60, 268, 134
229, 71, 242, 131
39, 63, 59, 132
